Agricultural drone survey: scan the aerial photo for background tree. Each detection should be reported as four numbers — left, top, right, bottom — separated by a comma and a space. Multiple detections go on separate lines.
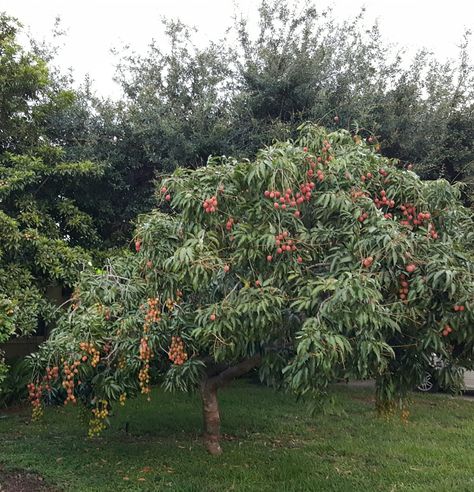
31, 125, 474, 454
0, 15, 102, 385
48, 0, 472, 247
233, 1, 474, 201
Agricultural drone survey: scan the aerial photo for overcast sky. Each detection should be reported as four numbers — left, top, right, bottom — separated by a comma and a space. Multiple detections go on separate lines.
1, 0, 473, 98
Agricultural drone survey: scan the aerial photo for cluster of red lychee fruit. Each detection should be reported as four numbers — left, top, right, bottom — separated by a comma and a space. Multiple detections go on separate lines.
373, 190, 395, 209
225, 217, 234, 231
442, 324, 453, 337
144, 297, 160, 328
79, 342, 100, 367
307, 167, 325, 182
62, 360, 80, 405
273, 232, 303, 263
427, 222, 439, 240
399, 205, 429, 226
358, 210, 369, 223
362, 256, 374, 268
203, 196, 218, 213
298, 182, 316, 202
453, 305, 465, 312
168, 336, 188, 366
398, 274, 410, 301
275, 231, 297, 255
160, 186, 171, 201
264, 184, 314, 217
27, 382, 44, 420
138, 336, 152, 399
320, 139, 332, 157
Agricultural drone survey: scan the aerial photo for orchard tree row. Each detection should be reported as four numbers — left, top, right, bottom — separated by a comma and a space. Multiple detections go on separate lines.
30, 125, 474, 454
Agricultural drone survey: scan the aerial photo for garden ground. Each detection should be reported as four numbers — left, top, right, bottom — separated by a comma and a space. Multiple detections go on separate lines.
0, 382, 473, 491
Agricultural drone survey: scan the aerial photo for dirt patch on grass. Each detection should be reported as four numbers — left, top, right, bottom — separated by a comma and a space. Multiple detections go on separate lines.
0, 404, 29, 416
0, 468, 57, 492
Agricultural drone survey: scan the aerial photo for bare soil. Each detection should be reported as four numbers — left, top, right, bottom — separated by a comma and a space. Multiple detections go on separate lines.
0, 468, 57, 492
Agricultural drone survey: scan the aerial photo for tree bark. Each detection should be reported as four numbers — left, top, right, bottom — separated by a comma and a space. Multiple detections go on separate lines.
200, 354, 261, 455
201, 380, 223, 455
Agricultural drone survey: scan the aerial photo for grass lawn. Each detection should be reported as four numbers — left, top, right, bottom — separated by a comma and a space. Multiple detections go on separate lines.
0, 381, 473, 491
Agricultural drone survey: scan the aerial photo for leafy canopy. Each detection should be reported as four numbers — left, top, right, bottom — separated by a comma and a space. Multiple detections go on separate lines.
0, 15, 103, 384
32, 125, 474, 430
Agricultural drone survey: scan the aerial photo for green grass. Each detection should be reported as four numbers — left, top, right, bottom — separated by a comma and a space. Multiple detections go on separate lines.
0, 382, 473, 491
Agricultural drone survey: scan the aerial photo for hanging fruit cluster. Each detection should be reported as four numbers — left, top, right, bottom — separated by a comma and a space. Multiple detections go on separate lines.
264, 181, 316, 217
96, 303, 111, 320
79, 342, 100, 367
362, 256, 374, 268
360, 172, 373, 183
168, 336, 188, 365
166, 289, 183, 312
88, 399, 109, 437
351, 188, 370, 200
159, 186, 171, 201
358, 210, 369, 223
442, 324, 453, 337
373, 190, 395, 209
398, 274, 410, 301
427, 222, 438, 239
45, 365, 59, 384
399, 205, 435, 236
62, 360, 80, 404
298, 181, 317, 202
144, 297, 160, 331
71, 288, 80, 311
138, 336, 152, 399
275, 231, 298, 256
119, 393, 127, 406
311, 139, 332, 163
203, 196, 218, 213
225, 217, 234, 231
27, 381, 44, 420
306, 164, 325, 182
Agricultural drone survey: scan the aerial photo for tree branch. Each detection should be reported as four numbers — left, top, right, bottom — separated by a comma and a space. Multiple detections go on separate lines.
206, 354, 262, 390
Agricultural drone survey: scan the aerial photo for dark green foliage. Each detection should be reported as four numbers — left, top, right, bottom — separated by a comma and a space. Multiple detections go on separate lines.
0, 15, 103, 382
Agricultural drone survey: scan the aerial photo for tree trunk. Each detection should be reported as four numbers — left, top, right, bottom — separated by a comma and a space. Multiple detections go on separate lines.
199, 354, 261, 455
201, 380, 222, 455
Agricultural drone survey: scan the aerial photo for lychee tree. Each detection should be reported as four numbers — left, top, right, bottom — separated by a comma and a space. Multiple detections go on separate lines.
31, 125, 474, 454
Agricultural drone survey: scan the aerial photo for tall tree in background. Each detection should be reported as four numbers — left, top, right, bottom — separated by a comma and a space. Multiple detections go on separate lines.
55, 0, 472, 236
233, 1, 474, 201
